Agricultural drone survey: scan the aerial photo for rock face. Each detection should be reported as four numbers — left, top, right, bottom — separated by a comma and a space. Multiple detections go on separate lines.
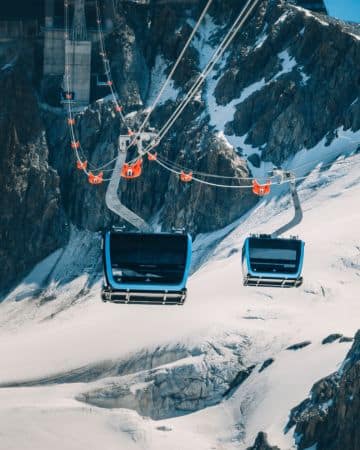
287, 330, 360, 450
221, 1, 360, 165
247, 432, 281, 450
75, 337, 254, 420
292, 0, 328, 14
0, 61, 66, 294
0, 0, 359, 291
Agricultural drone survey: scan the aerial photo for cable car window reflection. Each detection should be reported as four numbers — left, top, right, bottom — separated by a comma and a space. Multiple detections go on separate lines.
109, 233, 188, 285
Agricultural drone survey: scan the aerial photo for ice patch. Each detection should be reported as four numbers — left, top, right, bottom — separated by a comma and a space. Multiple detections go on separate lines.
293, 5, 329, 27
192, 15, 219, 70
274, 12, 289, 27
276, 50, 297, 78
299, 66, 311, 85
254, 25, 268, 50
147, 55, 179, 106
207, 78, 266, 129
347, 32, 360, 41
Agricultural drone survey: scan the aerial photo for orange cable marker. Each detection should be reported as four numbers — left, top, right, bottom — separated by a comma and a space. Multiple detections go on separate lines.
121, 159, 143, 179
88, 171, 104, 185
180, 171, 193, 182
147, 152, 157, 161
77, 160, 88, 170
252, 179, 271, 196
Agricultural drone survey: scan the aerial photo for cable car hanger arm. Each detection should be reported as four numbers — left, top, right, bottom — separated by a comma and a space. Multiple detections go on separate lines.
105, 143, 152, 232
271, 169, 303, 238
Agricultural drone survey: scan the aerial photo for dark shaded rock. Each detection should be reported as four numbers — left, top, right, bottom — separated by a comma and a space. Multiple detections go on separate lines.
259, 358, 275, 373
287, 330, 360, 450
0, 61, 66, 294
218, 1, 360, 165
339, 336, 354, 343
286, 341, 311, 351
248, 153, 262, 168
246, 431, 281, 450
322, 334, 343, 345
223, 364, 256, 397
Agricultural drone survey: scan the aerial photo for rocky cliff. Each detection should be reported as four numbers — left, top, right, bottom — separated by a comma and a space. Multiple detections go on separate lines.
45, 0, 360, 233
287, 330, 360, 450
0, 58, 66, 293
0, 0, 359, 291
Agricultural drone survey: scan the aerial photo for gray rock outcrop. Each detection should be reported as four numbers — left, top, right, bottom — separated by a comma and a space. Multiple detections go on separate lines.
287, 331, 360, 450
247, 432, 281, 450
76, 337, 254, 420
0, 61, 66, 294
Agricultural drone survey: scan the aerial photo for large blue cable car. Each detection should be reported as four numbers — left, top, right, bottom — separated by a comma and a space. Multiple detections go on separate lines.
102, 230, 192, 305
242, 169, 305, 288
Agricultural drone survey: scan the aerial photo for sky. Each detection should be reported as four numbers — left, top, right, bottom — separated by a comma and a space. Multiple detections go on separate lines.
325, 0, 360, 22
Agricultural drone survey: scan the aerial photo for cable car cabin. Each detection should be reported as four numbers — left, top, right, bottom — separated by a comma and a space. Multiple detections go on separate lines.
242, 236, 304, 288
102, 231, 192, 305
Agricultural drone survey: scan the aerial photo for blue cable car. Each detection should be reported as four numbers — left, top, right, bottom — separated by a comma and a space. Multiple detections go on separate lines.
242, 235, 304, 288
102, 230, 192, 304
242, 169, 305, 288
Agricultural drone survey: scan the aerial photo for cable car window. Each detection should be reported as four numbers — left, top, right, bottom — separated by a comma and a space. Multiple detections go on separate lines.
247, 238, 301, 274
250, 248, 297, 261
109, 233, 187, 285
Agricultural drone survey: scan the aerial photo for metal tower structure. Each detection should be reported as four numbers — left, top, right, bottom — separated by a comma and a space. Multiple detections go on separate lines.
72, 0, 88, 41
64, 0, 92, 107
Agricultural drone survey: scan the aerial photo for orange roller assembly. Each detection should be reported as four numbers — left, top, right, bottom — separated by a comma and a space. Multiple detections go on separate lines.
68, 118, 75, 125
88, 171, 103, 185
121, 159, 143, 179
71, 141, 80, 150
76, 160, 88, 170
180, 171, 193, 182
252, 179, 271, 196
147, 152, 157, 161
114, 105, 122, 113
107, 80, 113, 86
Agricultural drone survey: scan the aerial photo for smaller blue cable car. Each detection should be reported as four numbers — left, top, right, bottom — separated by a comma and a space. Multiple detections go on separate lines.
102, 230, 192, 305
242, 235, 304, 288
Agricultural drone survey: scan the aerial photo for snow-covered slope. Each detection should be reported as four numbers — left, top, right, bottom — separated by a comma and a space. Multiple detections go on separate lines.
0, 148, 359, 449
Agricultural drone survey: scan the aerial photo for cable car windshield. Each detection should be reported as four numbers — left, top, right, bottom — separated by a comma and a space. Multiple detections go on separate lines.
109, 233, 188, 285
248, 238, 302, 274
